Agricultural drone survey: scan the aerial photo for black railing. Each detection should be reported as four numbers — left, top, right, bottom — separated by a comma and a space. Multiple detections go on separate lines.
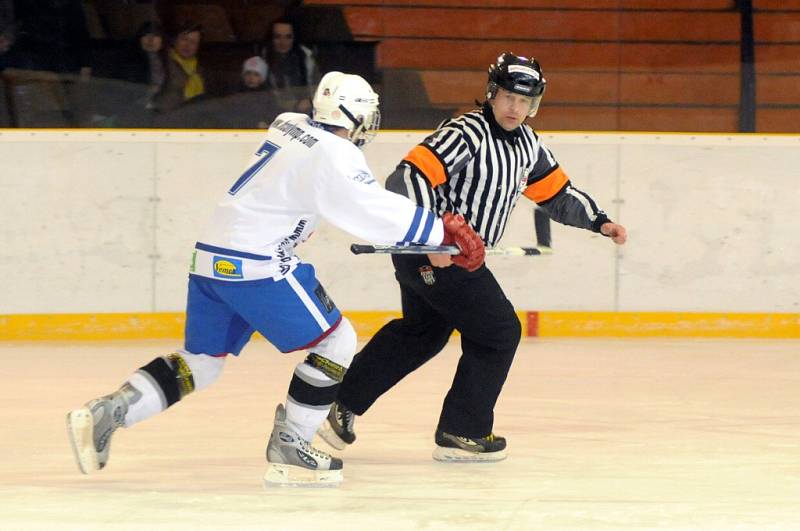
738, 0, 756, 132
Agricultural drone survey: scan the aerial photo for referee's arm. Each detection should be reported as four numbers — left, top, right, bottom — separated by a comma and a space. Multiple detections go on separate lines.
524, 167, 611, 234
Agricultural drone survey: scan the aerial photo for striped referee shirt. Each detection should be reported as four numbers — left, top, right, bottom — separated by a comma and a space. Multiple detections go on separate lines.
386, 103, 610, 247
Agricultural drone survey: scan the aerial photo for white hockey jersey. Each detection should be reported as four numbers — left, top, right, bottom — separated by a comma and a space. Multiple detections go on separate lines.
190, 113, 445, 281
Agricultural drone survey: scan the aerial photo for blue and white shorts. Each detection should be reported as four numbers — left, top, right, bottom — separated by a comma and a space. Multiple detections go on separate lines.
184, 263, 341, 355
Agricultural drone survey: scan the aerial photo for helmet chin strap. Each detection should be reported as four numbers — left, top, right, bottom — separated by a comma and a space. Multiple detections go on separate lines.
339, 104, 363, 128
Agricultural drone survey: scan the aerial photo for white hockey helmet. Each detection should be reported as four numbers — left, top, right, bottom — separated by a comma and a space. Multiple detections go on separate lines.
312, 71, 381, 147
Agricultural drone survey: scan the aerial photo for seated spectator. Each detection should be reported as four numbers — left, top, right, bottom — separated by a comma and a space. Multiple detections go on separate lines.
153, 22, 205, 112
94, 21, 166, 109
260, 17, 320, 113
240, 55, 268, 92
132, 22, 166, 86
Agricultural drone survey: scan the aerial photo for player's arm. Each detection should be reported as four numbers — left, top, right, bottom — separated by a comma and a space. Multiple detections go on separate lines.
317, 165, 443, 245
313, 149, 485, 269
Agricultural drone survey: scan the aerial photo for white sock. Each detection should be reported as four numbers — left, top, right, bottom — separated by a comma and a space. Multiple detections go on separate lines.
121, 371, 167, 427
284, 397, 330, 442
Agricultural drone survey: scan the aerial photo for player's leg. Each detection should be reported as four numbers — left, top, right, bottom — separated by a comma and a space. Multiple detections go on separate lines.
217, 263, 351, 486
265, 318, 357, 486
431, 266, 521, 462
322, 255, 454, 449
66, 276, 250, 474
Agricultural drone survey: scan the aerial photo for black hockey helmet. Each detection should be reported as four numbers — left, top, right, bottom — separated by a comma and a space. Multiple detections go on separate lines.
486, 52, 546, 117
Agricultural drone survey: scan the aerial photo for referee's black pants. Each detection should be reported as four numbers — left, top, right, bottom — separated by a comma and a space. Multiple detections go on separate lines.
338, 254, 521, 438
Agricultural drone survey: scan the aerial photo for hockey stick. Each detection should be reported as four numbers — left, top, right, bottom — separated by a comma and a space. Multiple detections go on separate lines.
350, 244, 551, 256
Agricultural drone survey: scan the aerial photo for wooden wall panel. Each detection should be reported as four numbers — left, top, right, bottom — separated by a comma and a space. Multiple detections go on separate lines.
618, 107, 738, 131
343, 8, 738, 41
308, 0, 733, 9
533, 105, 621, 131
755, 44, 800, 73
753, 0, 800, 9
756, 108, 800, 132
754, 13, 800, 41
619, 73, 739, 104
756, 74, 800, 103
377, 41, 738, 71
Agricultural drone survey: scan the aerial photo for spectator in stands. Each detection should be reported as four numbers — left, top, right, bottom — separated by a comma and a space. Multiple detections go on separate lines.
10, 0, 91, 77
260, 17, 320, 113
153, 22, 205, 112
240, 56, 268, 92
133, 22, 166, 87
96, 20, 167, 110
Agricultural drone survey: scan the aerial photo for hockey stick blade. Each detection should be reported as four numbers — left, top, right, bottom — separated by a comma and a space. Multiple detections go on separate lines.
350, 244, 548, 256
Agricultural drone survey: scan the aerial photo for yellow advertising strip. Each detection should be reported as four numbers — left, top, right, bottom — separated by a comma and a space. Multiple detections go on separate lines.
344, 311, 402, 339
0, 313, 187, 341
538, 311, 800, 338
0, 311, 410, 342
0, 311, 797, 341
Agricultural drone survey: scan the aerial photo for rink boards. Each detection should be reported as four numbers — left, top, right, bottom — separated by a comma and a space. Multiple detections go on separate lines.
1, 310, 798, 340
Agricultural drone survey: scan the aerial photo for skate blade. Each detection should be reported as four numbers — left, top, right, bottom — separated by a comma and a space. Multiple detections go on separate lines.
263, 463, 343, 488
66, 408, 99, 474
432, 446, 507, 463
317, 420, 348, 451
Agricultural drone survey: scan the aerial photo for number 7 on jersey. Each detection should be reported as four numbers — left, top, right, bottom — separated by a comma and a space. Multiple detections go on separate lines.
228, 140, 281, 195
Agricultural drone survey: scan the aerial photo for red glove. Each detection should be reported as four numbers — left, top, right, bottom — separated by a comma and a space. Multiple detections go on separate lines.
441, 212, 485, 272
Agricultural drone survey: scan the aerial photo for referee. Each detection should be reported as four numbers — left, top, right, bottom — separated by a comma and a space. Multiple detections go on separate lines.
321, 52, 627, 461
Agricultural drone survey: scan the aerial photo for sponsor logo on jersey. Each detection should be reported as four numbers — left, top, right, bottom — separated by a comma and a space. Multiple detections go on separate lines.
273, 119, 318, 147
212, 257, 243, 279
189, 250, 197, 273
350, 171, 375, 184
419, 265, 436, 286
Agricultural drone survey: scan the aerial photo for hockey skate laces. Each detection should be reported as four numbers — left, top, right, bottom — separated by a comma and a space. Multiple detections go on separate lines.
300, 437, 332, 459
341, 408, 354, 430
334, 402, 354, 430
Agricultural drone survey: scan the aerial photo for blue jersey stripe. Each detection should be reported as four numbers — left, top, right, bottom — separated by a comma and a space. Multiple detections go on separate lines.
398, 206, 424, 244
195, 242, 272, 261
419, 210, 435, 243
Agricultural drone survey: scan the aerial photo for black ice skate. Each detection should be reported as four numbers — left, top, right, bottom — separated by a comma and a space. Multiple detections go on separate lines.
432, 429, 507, 462
317, 400, 356, 451
264, 403, 343, 487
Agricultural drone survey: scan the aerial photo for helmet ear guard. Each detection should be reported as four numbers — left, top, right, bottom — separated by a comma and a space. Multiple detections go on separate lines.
486, 52, 547, 117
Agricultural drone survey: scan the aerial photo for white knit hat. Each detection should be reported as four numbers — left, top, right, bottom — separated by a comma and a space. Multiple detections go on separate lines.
242, 56, 268, 80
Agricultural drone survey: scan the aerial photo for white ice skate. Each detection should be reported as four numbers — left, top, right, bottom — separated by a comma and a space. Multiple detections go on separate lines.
66, 395, 127, 474
264, 403, 343, 488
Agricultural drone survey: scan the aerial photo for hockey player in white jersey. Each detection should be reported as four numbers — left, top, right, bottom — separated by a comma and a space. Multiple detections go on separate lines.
66, 72, 485, 487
